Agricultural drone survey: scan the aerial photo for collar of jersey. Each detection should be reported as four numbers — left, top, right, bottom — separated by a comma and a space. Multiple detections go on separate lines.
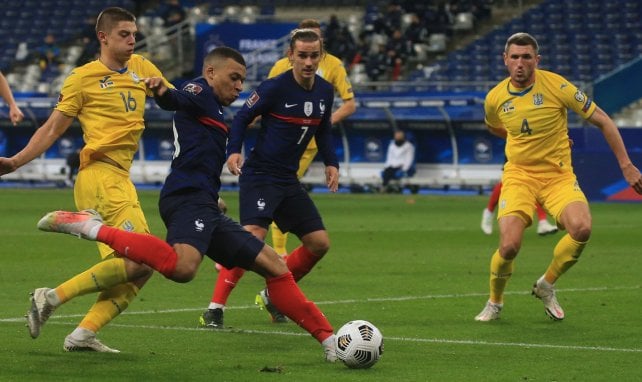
506, 82, 534, 96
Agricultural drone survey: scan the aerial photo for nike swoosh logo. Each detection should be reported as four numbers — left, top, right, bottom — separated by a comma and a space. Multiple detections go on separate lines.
218, 109, 223, 114
285, 103, 297, 108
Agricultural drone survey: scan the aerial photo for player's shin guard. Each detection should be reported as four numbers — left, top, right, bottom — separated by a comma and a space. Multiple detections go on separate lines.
489, 250, 513, 304
78, 282, 139, 333
545, 233, 587, 282
97, 226, 177, 278
211, 267, 246, 305
55, 258, 128, 303
284, 245, 322, 282
270, 222, 288, 255
266, 272, 333, 343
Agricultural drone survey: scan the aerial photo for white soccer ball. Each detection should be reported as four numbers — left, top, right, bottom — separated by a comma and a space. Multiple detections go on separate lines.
335, 320, 384, 369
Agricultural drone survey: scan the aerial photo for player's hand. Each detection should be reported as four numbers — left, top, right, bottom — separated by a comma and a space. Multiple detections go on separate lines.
226, 153, 243, 176
622, 162, 642, 194
0, 157, 18, 176
9, 105, 24, 126
325, 165, 339, 193
217, 197, 227, 214
143, 77, 168, 96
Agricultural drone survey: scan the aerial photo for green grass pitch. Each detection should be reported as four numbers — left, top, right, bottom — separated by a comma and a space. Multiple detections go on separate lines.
0, 189, 640, 381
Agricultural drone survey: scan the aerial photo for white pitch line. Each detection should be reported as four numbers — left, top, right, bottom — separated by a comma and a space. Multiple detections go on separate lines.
1, 285, 639, 321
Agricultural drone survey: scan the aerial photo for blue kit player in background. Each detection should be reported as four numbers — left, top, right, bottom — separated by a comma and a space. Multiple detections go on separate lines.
201, 28, 340, 328
37, 46, 339, 362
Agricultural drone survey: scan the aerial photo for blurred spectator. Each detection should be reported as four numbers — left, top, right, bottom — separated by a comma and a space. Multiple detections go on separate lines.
404, 13, 428, 45
366, 43, 390, 81
37, 34, 62, 71
424, 3, 454, 36
65, 148, 81, 188
161, 0, 186, 28
324, 15, 356, 65
386, 29, 412, 80
78, 16, 100, 65
381, 129, 415, 192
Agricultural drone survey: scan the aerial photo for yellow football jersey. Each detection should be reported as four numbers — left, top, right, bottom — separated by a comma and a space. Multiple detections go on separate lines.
484, 69, 596, 175
56, 54, 172, 171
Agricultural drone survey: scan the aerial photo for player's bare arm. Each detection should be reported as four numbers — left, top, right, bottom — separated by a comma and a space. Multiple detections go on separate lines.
588, 106, 642, 194
331, 98, 356, 125
0, 110, 73, 175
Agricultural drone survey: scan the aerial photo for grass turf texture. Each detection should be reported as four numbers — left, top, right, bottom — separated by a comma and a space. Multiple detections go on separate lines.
0, 189, 640, 381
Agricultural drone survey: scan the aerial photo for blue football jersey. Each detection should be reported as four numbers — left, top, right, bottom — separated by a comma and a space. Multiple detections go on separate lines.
228, 70, 339, 180
155, 77, 229, 200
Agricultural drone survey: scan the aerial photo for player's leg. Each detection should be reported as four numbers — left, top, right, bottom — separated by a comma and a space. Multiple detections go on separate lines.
481, 182, 502, 235
476, 174, 532, 321
532, 176, 590, 320
239, 236, 335, 362
201, 266, 246, 328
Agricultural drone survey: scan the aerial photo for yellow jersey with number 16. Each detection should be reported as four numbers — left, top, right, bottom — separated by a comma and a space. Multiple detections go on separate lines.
55, 54, 172, 171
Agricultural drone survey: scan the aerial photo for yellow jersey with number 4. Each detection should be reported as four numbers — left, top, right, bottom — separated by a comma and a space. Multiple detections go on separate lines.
484, 69, 596, 175
55, 54, 172, 171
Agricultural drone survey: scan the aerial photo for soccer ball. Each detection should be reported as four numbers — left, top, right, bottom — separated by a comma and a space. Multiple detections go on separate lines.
335, 320, 383, 369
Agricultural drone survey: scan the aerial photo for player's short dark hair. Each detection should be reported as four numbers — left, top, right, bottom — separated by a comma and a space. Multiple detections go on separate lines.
505, 32, 539, 54
96, 7, 136, 35
205, 46, 246, 67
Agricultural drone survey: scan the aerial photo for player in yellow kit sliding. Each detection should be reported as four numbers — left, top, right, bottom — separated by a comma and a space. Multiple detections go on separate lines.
474, 33, 642, 322
0, 7, 173, 351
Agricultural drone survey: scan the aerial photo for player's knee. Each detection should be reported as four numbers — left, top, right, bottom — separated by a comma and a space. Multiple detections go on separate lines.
498, 241, 520, 260
171, 262, 199, 283
126, 260, 154, 280
567, 222, 592, 242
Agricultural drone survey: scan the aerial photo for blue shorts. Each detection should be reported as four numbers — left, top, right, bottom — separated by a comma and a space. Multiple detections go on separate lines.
238, 175, 325, 237
159, 190, 264, 270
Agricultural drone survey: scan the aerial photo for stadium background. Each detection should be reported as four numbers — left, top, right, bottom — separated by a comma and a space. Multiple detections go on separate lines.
1, 0, 641, 201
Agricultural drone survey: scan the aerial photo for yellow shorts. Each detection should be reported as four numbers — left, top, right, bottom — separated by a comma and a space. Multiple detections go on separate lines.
74, 161, 150, 259
498, 167, 588, 227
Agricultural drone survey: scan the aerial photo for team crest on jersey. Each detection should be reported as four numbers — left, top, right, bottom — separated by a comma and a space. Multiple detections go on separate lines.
121, 220, 134, 232
183, 83, 203, 95
194, 219, 205, 232
99, 76, 114, 89
257, 198, 266, 211
319, 99, 326, 115
533, 93, 543, 106
130, 71, 141, 84
501, 101, 514, 113
574, 90, 586, 103
304, 101, 313, 117
246, 91, 260, 108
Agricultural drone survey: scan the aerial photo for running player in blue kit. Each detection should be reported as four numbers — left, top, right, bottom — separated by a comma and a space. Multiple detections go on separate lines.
205, 28, 340, 327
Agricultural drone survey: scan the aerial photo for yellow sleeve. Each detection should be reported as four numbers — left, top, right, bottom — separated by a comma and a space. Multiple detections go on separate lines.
324, 55, 354, 101
268, 58, 291, 79
552, 73, 596, 119
140, 56, 174, 96
55, 70, 83, 117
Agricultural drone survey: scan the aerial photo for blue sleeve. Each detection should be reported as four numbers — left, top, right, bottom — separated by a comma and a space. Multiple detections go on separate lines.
154, 83, 206, 113
227, 83, 273, 156
314, 95, 339, 168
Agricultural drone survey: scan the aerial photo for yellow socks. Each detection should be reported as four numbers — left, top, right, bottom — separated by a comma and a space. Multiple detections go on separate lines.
79, 282, 139, 333
270, 222, 288, 255
489, 250, 514, 304
55, 258, 128, 303
544, 233, 587, 284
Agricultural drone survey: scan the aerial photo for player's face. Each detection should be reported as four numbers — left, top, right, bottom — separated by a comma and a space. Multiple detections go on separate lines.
503, 44, 540, 88
100, 21, 137, 65
209, 58, 246, 106
289, 40, 321, 85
